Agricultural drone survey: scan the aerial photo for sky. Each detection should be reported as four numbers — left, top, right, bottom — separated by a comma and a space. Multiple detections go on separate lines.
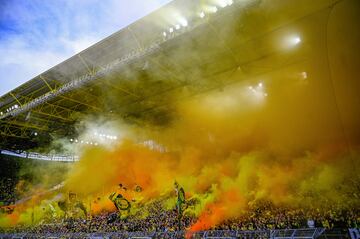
0, 0, 172, 97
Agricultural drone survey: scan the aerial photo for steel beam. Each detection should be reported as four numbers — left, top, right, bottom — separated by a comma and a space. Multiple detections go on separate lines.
0, 123, 32, 139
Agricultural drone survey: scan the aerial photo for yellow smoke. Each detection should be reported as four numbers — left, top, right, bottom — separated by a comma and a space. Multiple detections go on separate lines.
60, 79, 359, 231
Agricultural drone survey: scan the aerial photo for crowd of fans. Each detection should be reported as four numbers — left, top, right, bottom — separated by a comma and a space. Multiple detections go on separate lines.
1, 200, 196, 234
0, 155, 21, 206
1, 197, 358, 235
0, 179, 17, 206
0, 155, 359, 235
213, 201, 359, 230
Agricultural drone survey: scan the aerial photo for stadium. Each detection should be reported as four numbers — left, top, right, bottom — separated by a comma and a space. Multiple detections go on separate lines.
0, 0, 359, 238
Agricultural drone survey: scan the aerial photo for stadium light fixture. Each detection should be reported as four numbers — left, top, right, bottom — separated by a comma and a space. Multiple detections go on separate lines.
286, 35, 301, 47
293, 36, 301, 45
281, 34, 302, 50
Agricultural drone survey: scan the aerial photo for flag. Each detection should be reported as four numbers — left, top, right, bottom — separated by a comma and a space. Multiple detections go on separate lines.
109, 193, 131, 211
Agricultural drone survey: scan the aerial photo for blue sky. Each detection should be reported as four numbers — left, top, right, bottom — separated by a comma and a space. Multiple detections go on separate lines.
0, 0, 171, 96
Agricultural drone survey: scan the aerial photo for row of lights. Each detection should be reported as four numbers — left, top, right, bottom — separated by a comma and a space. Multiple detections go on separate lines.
162, 0, 234, 38
248, 82, 268, 97
69, 132, 118, 146
70, 139, 99, 146
94, 132, 118, 140
161, 0, 303, 55
200, 0, 234, 17
0, 104, 19, 115
163, 20, 188, 37
247, 71, 307, 99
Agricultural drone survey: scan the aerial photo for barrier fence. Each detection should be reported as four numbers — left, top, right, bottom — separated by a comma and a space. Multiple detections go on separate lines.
1, 228, 358, 239
1, 228, 348, 239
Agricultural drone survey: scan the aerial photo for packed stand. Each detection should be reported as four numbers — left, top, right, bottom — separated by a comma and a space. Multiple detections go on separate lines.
1, 199, 358, 234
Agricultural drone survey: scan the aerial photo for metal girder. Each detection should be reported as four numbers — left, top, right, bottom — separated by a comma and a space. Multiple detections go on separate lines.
19, 112, 67, 130
0, 34, 162, 121
0, 122, 33, 139
54, 90, 102, 111
0, 8, 204, 121
78, 54, 97, 76
11, 96, 78, 122
38, 76, 102, 111
1, 93, 80, 122
0, 93, 88, 138
26, 84, 51, 101
33, 101, 78, 122
102, 79, 140, 99
1, 119, 48, 132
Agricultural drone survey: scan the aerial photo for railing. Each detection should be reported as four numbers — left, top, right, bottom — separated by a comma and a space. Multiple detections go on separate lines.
0, 149, 78, 162
271, 228, 326, 239
0, 228, 331, 239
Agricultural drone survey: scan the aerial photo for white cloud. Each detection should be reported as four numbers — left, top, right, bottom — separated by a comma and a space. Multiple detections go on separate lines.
0, 0, 171, 96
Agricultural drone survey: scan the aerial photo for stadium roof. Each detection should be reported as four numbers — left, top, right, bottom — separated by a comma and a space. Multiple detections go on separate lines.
0, 0, 337, 152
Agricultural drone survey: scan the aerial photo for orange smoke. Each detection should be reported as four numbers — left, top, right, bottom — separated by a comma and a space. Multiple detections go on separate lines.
188, 189, 246, 233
